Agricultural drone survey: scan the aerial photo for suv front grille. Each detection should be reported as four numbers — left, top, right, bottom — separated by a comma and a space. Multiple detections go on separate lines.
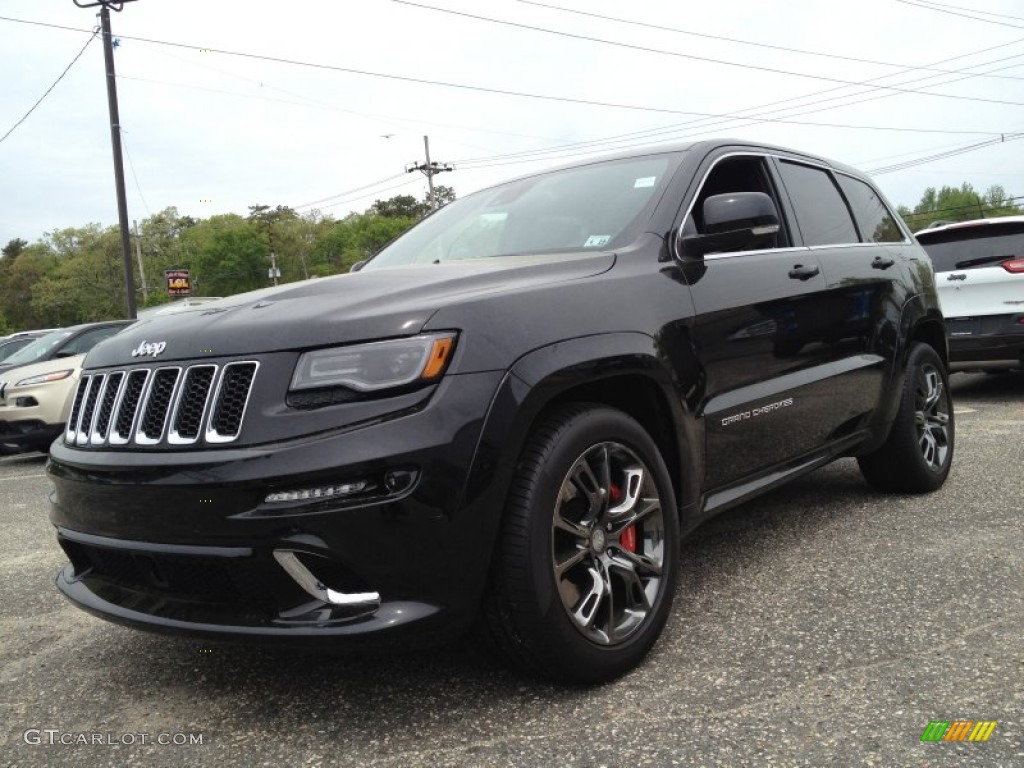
66, 361, 258, 448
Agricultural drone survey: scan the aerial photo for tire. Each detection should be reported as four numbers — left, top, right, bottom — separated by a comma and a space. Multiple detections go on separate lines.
858, 343, 954, 493
483, 404, 679, 683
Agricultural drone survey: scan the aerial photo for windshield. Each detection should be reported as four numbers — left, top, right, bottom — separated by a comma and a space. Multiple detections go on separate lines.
2, 328, 73, 367
364, 153, 679, 270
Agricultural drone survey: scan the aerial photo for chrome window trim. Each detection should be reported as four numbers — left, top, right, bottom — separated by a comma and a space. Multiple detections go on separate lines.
75, 375, 104, 447
702, 245, 811, 262
89, 372, 124, 445
676, 150, 891, 258
134, 367, 183, 446
205, 361, 260, 444
109, 369, 150, 446
167, 364, 218, 446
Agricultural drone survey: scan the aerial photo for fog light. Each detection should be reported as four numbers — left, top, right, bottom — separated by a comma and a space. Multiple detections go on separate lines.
15, 397, 38, 407
265, 480, 374, 504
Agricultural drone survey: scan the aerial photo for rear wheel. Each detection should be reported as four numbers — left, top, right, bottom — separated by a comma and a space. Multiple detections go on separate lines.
858, 343, 954, 493
484, 404, 679, 683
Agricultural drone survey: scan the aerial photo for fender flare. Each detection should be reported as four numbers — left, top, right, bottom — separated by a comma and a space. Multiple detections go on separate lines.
463, 332, 701, 533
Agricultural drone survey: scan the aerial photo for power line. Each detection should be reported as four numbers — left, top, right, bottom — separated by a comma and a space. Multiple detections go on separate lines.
392, 0, 1024, 108
120, 130, 151, 216
896, 0, 1024, 29
5, 12, 1024, 129
0, 28, 97, 145
451, 39, 1024, 170
902, 0, 1024, 22
294, 173, 409, 209
868, 133, 1024, 175
515, 0, 1024, 81
316, 177, 423, 212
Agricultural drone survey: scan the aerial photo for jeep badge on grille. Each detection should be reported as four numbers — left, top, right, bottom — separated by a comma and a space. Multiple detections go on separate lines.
131, 340, 167, 358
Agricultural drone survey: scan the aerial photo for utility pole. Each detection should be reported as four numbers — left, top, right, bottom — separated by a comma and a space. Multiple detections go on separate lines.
133, 219, 147, 304
406, 136, 454, 211
74, 0, 139, 319
269, 252, 280, 286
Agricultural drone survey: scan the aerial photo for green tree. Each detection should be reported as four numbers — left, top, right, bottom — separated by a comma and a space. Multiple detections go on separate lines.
900, 183, 1023, 232
426, 184, 457, 211
181, 215, 267, 296
370, 194, 427, 219
2, 238, 27, 262
30, 226, 128, 324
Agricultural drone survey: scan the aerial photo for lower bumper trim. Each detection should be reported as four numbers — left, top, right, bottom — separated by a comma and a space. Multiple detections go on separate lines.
272, 550, 380, 612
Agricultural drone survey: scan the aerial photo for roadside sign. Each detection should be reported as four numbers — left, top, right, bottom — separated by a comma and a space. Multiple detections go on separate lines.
165, 269, 192, 296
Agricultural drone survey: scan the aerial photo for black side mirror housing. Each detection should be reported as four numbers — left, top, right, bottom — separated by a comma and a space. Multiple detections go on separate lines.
349, 260, 367, 273
682, 192, 781, 258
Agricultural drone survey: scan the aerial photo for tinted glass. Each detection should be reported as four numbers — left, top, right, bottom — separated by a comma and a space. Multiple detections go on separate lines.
836, 175, 905, 243
777, 161, 859, 246
917, 226, 1024, 273
0, 337, 34, 362
365, 153, 679, 269
2, 329, 73, 367
60, 325, 127, 356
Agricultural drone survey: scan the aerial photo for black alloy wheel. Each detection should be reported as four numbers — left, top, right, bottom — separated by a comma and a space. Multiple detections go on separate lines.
484, 404, 679, 683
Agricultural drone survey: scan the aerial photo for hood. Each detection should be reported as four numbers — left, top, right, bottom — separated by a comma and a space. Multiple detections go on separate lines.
86, 252, 615, 368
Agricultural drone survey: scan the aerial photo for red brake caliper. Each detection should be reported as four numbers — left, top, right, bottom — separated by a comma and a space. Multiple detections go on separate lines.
609, 484, 637, 553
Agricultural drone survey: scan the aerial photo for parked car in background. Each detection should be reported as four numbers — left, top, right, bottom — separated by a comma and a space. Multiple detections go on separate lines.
0, 321, 133, 377
915, 216, 1024, 372
0, 331, 52, 364
0, 321, 134, 454
48, 140, 952, 683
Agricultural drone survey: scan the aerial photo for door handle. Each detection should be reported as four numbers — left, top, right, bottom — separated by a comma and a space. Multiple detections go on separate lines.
871, 256, 895, 270
788, 264, 820, 281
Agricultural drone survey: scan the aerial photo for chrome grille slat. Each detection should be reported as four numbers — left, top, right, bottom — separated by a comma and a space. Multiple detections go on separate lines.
67, 360, 258, 448
110, 369, 150, 445
136, 368, 182, 445
75, 375, 104, 447
91, 372, 124, 445
168, 365, 217, 445
207, 362, 259, 443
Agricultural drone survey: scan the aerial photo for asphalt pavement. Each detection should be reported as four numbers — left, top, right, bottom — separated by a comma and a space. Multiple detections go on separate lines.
1, 372, 1021, 767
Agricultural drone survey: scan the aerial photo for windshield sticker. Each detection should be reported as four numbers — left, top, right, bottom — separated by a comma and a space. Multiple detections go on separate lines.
584, 235, 612, 248
634, 176, 657, 189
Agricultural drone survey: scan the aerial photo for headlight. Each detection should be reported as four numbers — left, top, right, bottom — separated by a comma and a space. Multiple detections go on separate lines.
290, 333, 456, 393
16, 369, 74, 387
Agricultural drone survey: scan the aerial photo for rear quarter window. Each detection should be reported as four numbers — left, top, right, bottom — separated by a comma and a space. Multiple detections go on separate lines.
836, 175, 906, 243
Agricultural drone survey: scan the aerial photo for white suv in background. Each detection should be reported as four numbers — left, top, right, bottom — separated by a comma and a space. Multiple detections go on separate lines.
916, 216, 1024, 372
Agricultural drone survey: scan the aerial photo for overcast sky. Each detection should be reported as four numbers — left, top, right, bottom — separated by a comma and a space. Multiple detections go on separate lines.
1, 0, 1023, 247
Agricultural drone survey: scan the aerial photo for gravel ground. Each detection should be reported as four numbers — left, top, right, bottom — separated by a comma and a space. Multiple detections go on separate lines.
1, 372, 1021, 767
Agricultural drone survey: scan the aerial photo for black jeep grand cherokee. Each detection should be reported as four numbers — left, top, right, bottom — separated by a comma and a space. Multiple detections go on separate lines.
48, 140, 953, 683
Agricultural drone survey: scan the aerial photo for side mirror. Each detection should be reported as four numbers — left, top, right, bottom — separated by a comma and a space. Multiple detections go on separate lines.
349, 260, 367, 273
683, 192, 781, 258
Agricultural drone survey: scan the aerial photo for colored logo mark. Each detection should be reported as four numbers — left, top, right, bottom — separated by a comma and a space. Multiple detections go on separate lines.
921, 720, 997, 742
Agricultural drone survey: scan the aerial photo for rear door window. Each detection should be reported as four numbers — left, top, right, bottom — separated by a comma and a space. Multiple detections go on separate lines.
777, 161, 859, 246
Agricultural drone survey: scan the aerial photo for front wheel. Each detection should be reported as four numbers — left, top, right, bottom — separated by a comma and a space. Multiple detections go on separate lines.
483, 404, 679, 683
858, 343, 954, 493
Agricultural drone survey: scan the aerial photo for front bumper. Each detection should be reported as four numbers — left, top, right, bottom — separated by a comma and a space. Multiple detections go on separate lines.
48, 370, 509, 645
0, 419, 62, 454
946, 313, 1024, 370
